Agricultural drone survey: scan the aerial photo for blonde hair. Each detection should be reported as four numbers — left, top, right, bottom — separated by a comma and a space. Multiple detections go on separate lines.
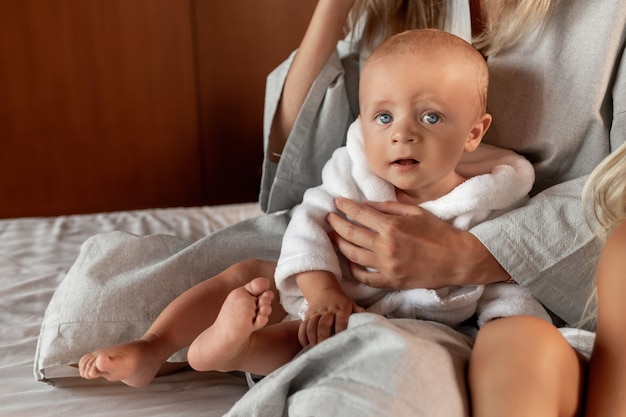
583, 142, 626, 239
580, 142, 626, 324
365, 29, 489, 112
349, 0, 446, 51
348, 0, 556, 56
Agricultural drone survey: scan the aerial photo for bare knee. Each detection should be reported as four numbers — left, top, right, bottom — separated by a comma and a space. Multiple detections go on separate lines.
471, 317, 564, 395
470, 316, 583, 416
472, 316, 569, 374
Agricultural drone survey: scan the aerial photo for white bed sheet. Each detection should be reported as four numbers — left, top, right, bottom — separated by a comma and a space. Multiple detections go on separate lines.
0, 203, 263, 417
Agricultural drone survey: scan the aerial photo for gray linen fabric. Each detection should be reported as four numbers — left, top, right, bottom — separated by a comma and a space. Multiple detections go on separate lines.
225, 314, 473, 417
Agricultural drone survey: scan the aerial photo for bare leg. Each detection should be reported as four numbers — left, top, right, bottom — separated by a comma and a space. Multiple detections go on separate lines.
469, 316, 585, 417
188, 277, 302, 376
78, 259, 283, 387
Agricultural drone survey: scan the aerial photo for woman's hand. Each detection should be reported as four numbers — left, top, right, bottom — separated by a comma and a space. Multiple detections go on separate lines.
327, 197, 509, 289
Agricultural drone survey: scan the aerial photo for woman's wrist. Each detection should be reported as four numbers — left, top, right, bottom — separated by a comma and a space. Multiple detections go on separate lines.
461, 231, 510, 285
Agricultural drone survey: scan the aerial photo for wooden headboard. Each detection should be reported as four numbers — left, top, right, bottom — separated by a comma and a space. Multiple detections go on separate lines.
0, 0, 317, 218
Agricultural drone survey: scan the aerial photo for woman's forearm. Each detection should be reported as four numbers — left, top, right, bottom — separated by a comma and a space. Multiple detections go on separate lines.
268, 0, 355, 161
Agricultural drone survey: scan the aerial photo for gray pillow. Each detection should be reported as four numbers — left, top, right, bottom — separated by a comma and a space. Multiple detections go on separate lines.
34, 231, 198, 382
34, 212, 287, 383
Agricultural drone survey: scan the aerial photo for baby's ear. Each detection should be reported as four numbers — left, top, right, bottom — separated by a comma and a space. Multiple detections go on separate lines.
465, 113, 492, 152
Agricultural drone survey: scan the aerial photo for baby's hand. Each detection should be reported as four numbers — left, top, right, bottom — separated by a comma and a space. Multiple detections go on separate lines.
298, 287, 363, 347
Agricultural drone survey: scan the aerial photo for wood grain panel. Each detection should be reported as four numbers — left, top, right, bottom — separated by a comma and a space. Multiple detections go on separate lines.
193, 0, 317, 204
0, 0, 317, 218
0, 0, 203, 218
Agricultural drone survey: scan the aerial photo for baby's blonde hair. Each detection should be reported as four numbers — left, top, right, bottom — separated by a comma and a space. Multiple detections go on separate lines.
348, 0, 555, 56
364, 28, 489, 113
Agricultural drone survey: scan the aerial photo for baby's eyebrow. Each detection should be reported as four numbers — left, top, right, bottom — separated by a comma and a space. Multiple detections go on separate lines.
365, 98, 393, 108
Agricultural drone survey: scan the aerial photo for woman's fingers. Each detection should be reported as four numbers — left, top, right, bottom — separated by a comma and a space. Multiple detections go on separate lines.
347, 262, 388, 288
327, 198, 424, 279
329, 196, 479, 289
328, 225, 378, 269
326, 211, 378, 251
362, 199, 423, 217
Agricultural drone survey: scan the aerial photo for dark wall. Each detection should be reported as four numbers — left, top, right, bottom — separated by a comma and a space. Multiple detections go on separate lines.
0, 0, 316, 218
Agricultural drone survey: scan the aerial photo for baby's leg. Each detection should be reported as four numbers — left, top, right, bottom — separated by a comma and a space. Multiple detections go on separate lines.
78, 259, 283, 387
188, 277, 302, 376
469, 316, 585, 417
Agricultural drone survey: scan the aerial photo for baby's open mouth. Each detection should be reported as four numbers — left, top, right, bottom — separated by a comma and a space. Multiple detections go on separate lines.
393, 158, 419, 165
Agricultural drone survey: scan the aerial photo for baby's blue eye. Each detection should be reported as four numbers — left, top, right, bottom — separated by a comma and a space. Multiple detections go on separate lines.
376, 113, 393, 125
421, 113, 441, 124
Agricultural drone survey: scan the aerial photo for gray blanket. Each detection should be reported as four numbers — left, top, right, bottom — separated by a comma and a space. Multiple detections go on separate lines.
225, 313, 473, 417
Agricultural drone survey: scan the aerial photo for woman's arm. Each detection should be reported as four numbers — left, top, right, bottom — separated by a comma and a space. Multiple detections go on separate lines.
585, 221, 626, 416
268, 0, 355, 161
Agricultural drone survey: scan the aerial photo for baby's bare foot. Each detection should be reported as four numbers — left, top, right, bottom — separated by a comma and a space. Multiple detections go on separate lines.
187, 277, 274, 372
78, 339, 174, 387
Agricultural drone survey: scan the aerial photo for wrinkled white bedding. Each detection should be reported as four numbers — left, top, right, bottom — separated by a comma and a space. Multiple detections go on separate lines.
0, 203, 262, 417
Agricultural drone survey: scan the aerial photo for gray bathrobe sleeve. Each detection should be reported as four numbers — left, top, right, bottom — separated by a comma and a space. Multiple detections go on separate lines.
469, 1, 626, 326
259, 38, 361, 213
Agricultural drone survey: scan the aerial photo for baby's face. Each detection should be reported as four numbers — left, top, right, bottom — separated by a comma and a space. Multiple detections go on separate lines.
359, 51, 485, 203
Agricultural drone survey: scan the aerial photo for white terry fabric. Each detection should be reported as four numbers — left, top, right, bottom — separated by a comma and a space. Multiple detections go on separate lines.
560, 327, 596, 359
275, 119, 550, 326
